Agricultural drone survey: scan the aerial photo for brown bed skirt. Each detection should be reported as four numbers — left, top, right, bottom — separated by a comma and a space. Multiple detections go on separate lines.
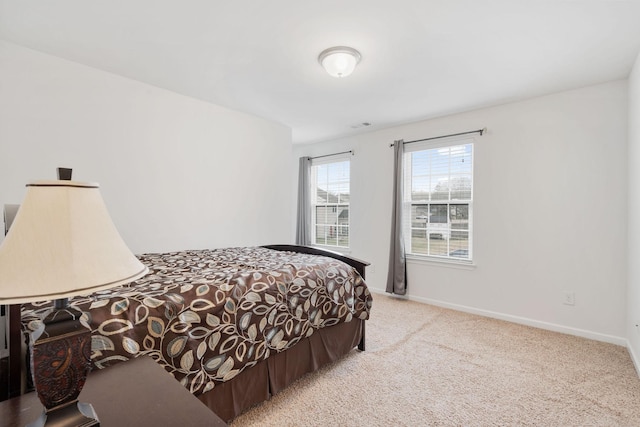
198, 319, 364, 422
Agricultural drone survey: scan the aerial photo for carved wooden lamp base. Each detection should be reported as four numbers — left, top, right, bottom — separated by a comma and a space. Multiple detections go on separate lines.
29, 300, 99, 427
0, 171, 147, 426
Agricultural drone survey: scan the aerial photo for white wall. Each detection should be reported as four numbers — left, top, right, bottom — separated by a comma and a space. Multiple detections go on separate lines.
0, 41, 293, 254
294, 80, 629, 344
628, 51, 640, 371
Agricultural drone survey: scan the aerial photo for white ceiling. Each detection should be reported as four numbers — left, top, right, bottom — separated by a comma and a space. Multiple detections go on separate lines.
1, 1, 640, 144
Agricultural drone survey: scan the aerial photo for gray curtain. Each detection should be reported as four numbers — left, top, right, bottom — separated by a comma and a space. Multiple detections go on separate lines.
296, 156, 312, 245
386, 140, 407, 295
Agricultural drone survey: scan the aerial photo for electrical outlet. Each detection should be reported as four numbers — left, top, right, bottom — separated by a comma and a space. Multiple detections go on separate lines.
563, 292, 575, 306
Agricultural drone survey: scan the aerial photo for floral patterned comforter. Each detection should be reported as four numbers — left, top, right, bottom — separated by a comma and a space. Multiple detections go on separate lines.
21, 247, 372, 395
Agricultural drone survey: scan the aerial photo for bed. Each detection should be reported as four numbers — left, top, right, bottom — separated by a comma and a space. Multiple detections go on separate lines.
6, 244, 371, 422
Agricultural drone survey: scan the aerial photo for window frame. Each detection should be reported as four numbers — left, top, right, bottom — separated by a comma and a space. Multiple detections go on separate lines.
310, 153, 351, 250
403, 137, 475, 264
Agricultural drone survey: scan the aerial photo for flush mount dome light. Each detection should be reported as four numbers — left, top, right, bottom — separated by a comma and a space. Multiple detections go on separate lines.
318, 46, 361, 78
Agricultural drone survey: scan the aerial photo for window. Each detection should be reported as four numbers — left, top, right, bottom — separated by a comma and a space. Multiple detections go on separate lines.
404, 139, 473, 261
311, 156, 350, 248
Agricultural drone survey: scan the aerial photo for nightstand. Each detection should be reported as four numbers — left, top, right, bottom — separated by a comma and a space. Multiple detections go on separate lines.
0, 356, 228, 426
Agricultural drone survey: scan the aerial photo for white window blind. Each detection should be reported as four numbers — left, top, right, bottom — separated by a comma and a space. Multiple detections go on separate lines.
310, 154, 350, 249
403, 138, 474, 261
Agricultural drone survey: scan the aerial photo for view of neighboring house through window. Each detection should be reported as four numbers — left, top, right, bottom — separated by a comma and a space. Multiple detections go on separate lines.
404, 139, 473, 261
311, 155, 350, 249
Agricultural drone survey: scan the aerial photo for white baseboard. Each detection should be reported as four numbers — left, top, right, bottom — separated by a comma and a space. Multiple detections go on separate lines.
368, 286, 627, 346
627, 339, 640, 378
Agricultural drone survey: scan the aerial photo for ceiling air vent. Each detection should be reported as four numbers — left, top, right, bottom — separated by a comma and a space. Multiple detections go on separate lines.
350, 122, 371, 129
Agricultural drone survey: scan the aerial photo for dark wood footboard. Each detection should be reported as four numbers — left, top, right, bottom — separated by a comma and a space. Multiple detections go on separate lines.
262, 244, 369, 351
261, 244, 370, 279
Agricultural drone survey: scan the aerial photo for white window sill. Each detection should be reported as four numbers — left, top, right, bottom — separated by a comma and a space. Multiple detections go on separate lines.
406, 254, 476, 270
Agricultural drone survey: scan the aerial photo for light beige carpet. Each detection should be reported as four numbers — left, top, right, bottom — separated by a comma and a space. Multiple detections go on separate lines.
231, 294, 640, 426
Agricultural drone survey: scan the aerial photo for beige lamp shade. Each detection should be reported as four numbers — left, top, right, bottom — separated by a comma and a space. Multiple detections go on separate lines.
0, 180, 148, 304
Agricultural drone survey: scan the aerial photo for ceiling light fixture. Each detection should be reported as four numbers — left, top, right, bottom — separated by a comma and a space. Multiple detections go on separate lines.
318, 46, 361, 78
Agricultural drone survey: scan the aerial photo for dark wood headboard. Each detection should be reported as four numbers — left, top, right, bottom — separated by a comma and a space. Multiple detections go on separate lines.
4, 204, 23, 399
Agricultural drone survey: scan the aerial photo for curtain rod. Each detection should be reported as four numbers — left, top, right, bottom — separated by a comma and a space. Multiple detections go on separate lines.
310, 150, 354, 160
389, 128, 486, 147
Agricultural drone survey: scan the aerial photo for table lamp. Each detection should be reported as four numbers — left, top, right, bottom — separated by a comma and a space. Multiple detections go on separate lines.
0, 179, 148, 426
